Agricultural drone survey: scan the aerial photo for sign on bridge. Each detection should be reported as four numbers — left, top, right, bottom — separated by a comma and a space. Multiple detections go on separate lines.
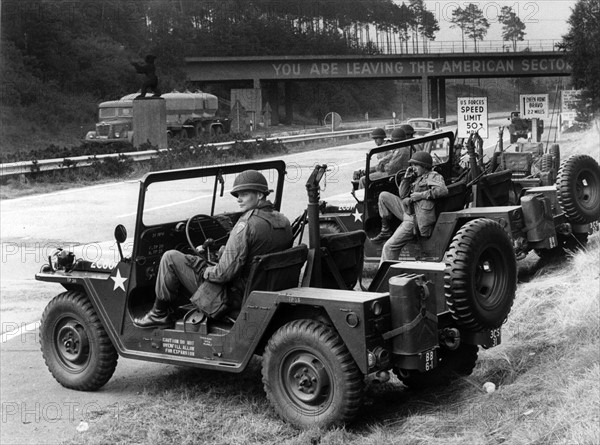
520, 94, 549, 119
457, 97, 488, 139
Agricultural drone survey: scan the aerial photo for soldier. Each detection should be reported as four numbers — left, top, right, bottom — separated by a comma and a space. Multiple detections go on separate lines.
134, 170, 293, 328
371, 127, 387, 146
376, 152, 448, 260
359, 127, 411, 188
132, 54, 161, 98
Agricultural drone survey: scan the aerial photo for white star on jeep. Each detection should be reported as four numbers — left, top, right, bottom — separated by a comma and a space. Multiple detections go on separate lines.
353, 208, 363, 222
111, 269, 128, 291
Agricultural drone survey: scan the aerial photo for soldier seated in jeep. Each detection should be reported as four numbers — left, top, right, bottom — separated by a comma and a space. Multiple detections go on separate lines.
359, 125, 416, 188
134, 170, 293, 328
374, 152, 448, 260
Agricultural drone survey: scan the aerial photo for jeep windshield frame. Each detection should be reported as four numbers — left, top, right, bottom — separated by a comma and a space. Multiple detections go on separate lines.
364, 130, 457, 190
132, 160, 287, 256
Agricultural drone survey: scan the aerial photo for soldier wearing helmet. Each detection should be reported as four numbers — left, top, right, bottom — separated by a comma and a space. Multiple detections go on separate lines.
373, 151, 448, 262
135, 170, 292, 328
371, 127, 387, 146
359, 127, 412, 188
399, 124, 415, 138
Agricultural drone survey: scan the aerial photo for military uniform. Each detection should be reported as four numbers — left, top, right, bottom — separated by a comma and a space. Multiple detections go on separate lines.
155, 200, 292, 318
381, 170, 447, 261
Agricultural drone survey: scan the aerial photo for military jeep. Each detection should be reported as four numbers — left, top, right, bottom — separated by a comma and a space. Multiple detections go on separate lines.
317, 130, 599, 263
37, 159, 517, 428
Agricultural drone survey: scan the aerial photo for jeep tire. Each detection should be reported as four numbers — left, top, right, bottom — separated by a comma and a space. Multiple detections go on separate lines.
40, 291, 118, 391
556, 154, 600, 224
444, 218, 517, 331
262, 319, 364, 428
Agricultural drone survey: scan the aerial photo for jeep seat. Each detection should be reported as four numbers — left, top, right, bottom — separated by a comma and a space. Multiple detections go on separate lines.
476, 169, 513, 206
315, 230, 367, 290
436, 181, 467, 217
242, 244, 309, 305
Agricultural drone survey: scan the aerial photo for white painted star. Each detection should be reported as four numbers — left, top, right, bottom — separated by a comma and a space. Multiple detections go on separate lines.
111, 269, 128, 291
353, 208, 363, 222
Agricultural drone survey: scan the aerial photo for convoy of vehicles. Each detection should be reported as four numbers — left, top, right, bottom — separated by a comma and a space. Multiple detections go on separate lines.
84, 91, 230, 143
37, 157, 519, 428
316, 130, 599, 262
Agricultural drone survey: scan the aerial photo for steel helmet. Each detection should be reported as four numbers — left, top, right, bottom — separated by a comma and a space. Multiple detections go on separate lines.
230, 170, 271, 197
371, 128, 386, 139
399, 124, 415, 138
409, 151, 433, 168
390, 127, 407, 142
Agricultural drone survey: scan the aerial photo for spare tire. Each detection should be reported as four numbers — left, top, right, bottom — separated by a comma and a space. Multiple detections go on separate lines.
444, 218, 517, 331
556, 154, 600, 224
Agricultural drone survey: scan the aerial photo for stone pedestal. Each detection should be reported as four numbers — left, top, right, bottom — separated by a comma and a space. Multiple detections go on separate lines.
133, 98, 167, 149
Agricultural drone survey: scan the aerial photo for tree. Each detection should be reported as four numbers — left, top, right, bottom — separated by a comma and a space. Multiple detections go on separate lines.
498, 6, 526, 52
558, 0, 600, 117
407, 0, 438, 53
450, 4, 490, 52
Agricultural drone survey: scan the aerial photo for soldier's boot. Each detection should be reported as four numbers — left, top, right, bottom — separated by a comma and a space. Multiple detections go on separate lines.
370, 218, 393, 243
134, 299, 173, 328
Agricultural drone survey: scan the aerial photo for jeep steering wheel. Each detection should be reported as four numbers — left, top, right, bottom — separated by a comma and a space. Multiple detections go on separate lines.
185, 214, 227, 263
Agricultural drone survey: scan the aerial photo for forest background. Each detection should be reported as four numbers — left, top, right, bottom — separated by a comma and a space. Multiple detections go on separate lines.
0, 0, 568, 153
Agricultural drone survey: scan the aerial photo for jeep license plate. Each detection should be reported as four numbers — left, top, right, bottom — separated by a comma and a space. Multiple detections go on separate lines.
419, 347, 438, 372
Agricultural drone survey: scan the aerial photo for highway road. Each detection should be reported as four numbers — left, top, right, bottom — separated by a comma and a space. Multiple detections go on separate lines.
0, 123, 510, 444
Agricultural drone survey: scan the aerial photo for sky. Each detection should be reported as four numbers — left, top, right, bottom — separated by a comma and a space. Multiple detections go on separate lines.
421, 0, 576, 42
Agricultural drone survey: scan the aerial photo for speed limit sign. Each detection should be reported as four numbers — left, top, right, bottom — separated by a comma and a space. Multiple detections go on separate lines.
457, 97, 488, 139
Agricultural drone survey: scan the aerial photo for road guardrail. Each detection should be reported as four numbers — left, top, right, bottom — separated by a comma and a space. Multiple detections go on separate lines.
0, 128, 373, 178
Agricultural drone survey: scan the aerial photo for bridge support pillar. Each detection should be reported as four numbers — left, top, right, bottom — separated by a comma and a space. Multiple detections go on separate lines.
264, 81, 280, 126
426, 77, 447, 122
421, 76, 430, 118
284, 81, 293, 125
439, 78, 446, 123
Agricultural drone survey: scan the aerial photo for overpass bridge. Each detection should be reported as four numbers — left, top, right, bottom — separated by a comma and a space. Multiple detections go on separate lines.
184, 51, 571, 125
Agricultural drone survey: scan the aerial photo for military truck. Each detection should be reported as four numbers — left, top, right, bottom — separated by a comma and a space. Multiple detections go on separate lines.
84, 91, 230, 143
315, 131, 599, 262
37, 159, 517, 428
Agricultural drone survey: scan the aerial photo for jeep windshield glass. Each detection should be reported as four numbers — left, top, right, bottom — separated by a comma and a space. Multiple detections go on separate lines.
366, 133, 453, 181
142, 167, 282, 227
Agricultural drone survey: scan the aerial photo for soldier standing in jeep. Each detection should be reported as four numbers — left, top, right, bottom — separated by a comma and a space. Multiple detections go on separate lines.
379, 151, 448, 261
134, 170, 293, 328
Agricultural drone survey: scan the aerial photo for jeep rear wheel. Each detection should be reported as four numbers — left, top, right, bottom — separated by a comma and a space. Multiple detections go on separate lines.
557, 154, 600, 224
396, 343, 478, 389
40, 291, 118, 391
262, 319, 364, 428
444, 218, 517, 331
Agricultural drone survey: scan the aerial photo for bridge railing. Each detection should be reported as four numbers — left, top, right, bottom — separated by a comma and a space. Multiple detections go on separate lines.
377, 39, 561, 54
186, 39, 560, 57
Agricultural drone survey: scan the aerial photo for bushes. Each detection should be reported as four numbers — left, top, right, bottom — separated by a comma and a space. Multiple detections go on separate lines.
1, 137, 287, 187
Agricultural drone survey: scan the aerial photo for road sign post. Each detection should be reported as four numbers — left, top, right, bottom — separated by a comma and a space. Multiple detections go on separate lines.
457, 97, 488, 139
